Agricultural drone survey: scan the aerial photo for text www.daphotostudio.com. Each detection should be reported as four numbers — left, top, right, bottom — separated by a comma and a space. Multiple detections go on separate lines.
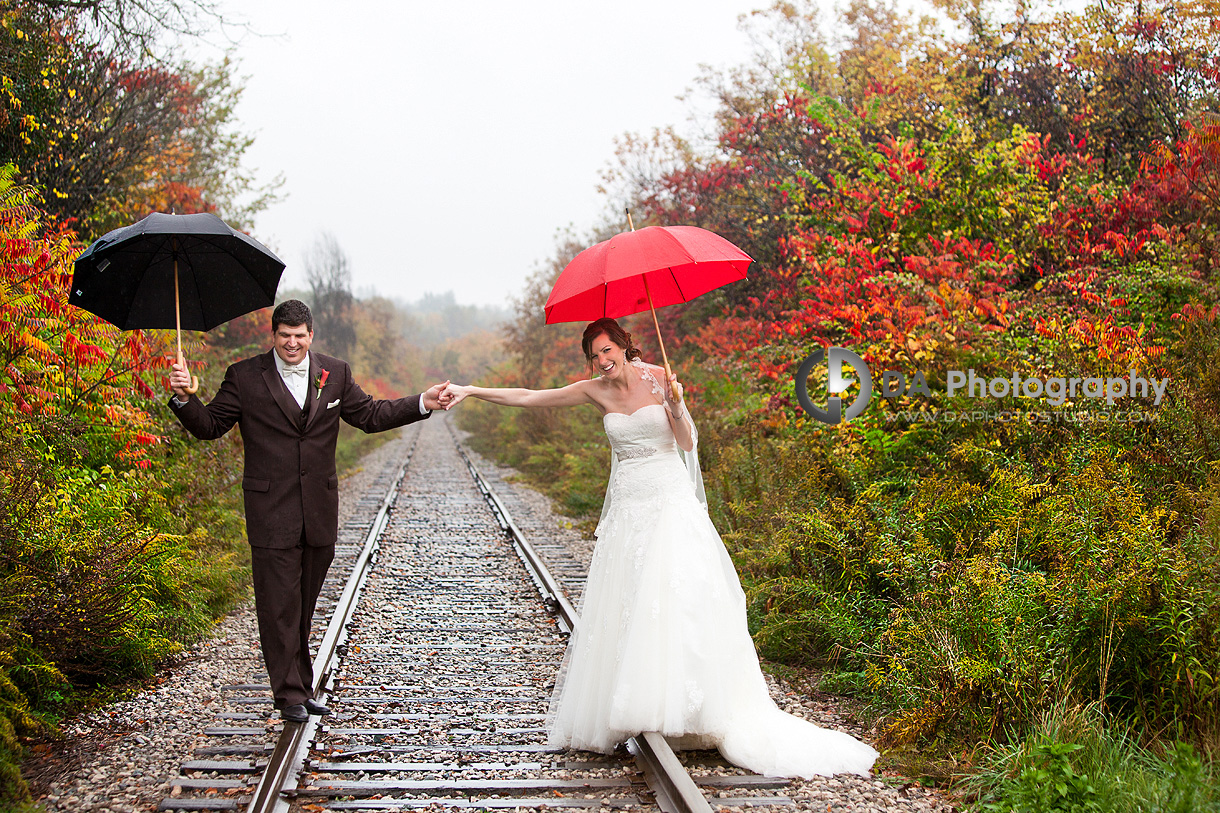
882, 409, 1159, 424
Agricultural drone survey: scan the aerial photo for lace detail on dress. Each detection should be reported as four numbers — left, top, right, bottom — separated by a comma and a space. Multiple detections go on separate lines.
630, 359, 698, 447
686, 680, 705, 714
617, 446, 657, 461
633, 358, 666, 401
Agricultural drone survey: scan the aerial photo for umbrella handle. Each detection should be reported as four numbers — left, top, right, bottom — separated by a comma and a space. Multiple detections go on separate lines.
663, 360, 681, 403
177, 350, 199, 394
172, 249, 199, 394
641, 275, 682, 403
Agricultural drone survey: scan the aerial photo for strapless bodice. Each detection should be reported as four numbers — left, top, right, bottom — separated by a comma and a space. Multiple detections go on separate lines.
602, 403, 677, 461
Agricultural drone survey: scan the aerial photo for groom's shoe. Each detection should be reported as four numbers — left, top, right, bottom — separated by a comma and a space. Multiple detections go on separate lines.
280, 703, 309, 723
304, 698, 331, 716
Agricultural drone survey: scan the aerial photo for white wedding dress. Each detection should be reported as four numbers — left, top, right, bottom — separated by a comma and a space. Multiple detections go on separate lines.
546, 362, 879, 778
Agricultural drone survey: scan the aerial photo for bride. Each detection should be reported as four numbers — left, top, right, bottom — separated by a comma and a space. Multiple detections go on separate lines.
442, 318, 878, 778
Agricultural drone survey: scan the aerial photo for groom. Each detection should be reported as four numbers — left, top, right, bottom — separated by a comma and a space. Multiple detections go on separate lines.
168, 299, 448, 722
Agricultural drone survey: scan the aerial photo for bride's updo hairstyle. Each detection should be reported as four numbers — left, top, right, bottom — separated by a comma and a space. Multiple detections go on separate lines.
582, 318, 641, 374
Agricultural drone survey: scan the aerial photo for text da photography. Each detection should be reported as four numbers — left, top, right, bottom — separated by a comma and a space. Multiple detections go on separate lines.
795, 346, 1170, 425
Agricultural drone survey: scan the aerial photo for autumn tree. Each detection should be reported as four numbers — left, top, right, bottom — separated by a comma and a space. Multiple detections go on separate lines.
0, 4, 278, 236
5, 0, 235, 59
933, 0, 1220, 170
304, 231, 356, 359
347, 295, 422, 398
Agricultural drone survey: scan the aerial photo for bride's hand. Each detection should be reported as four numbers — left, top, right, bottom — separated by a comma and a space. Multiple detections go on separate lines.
665, 373, 684, 414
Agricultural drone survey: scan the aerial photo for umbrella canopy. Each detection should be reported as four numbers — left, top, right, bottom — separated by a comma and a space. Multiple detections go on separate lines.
71, 212, 285, 332
544, 225, 752, 324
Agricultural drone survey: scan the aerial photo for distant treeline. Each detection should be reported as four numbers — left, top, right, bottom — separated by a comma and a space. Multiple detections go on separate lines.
397, 291, 510, 348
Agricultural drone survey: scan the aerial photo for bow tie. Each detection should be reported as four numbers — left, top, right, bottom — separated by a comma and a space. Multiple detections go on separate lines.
281, 363, 308, 379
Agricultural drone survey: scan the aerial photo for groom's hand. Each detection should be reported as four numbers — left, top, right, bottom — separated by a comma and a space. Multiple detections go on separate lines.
422, 381, 450, 412
169, 359, 193, 399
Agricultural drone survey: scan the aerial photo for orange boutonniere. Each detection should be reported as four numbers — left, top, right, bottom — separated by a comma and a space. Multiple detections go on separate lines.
314, 369, 329, 399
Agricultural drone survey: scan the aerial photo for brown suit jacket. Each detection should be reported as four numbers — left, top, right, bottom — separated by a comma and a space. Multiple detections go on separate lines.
170, 350, 429, 548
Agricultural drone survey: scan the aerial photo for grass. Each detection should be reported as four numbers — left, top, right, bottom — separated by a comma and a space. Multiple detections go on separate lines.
963, 701, 1220, 812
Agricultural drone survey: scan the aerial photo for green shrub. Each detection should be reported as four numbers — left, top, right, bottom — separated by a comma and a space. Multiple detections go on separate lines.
971, 703, 1220, 813
992, 740, 1102, 813
0, 411, 249, 800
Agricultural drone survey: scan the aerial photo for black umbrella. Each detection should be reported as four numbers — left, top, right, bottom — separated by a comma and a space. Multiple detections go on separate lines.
71, 212, 285, 393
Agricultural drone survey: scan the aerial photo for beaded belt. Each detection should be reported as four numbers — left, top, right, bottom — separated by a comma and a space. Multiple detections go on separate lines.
616, 446, 657, 461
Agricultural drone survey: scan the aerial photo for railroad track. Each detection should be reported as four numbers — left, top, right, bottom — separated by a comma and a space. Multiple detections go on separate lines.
158, 415, 794, 813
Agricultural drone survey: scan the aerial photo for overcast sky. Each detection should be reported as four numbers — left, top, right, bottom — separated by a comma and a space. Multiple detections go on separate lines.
204, 1, 771, 307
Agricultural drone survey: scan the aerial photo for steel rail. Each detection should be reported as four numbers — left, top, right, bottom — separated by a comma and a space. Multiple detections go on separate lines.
447, 426, 578, 635
447, 423, 714, 813
245, 431, 419, 813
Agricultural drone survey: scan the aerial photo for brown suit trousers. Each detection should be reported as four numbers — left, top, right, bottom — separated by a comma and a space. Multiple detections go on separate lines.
170, 350, 430, 706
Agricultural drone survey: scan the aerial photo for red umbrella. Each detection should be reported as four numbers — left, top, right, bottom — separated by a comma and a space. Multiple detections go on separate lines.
545, 218, 751, 395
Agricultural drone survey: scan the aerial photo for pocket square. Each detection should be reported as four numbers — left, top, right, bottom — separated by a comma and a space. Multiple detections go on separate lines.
327, 399, 341, 409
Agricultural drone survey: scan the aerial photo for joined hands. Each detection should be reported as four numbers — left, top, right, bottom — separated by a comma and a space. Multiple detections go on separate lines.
423, 380, 455, 411
439, 383, 470, 410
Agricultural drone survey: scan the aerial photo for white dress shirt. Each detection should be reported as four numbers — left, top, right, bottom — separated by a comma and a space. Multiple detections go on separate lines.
274, 351, 310, 408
